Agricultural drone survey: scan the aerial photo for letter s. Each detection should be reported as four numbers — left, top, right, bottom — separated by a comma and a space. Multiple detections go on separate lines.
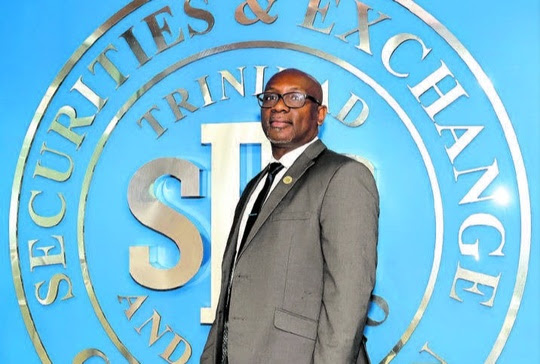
128, 158, 203, 290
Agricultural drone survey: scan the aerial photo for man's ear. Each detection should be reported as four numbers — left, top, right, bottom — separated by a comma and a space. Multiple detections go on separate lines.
317, 105, 328, 125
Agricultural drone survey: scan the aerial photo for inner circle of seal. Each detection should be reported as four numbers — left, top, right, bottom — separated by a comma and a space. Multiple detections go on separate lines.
78, 41, 444, 363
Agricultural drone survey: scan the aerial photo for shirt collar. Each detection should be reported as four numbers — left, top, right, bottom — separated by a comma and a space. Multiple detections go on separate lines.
271, 137, 319, 169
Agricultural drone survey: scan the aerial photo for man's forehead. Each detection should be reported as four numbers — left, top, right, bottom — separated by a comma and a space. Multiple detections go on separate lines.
264, 84, 305, 92
264, 71, 317, 92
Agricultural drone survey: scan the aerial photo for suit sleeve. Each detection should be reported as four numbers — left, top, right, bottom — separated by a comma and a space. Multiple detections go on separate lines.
313, 161, 379, 363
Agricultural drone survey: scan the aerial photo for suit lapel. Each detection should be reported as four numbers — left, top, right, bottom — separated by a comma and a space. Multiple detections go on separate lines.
220, 169, 268, 287
237, 140, 327, 260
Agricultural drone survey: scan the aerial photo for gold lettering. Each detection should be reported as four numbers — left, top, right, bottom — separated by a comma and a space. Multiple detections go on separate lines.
160, 333, 192, 364
118, 295, 148, 320
120, 27, 151, 67
300, 0, 339, 34
73, 349, 110, 364
449, 262, 500, 307
143, 7, 184, 53
335, 92, 369, 127
382, 33, 432, 78
164, 89, 199, 122
128, 158, 203, 290
453, 160, 499, 205
137, 105, 167, 138
459, 213, 505, 259
33, 142, 74, 182
408, 61, 469, 120
135, 310, 173, 345
88, 44, 128, 88
435, 124, 483, 164
235, 0, 278, 25
184, 0, 215, 37
133, 309, 192, 364
71, 76, 107, 110
196, 75, 216, 107
28, 235, 66, 271
48, 105, 95, 149
418, 342, 447, 363
28, 190, 66, 228
220, 67, 246, 100
335, 0, 390, 55
34, 273, 74, 305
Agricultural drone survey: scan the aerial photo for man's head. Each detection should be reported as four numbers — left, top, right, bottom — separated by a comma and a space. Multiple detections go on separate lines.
259, 69, 327, 159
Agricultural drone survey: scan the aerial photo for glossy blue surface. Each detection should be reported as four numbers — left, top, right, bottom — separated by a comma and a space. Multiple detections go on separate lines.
0, 1, 537, 362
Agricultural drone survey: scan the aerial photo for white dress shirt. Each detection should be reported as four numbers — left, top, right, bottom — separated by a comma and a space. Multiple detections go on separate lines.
234, 137, 319, 259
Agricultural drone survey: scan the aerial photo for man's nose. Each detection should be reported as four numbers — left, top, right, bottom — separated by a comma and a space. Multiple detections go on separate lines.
271, 96, 290, 112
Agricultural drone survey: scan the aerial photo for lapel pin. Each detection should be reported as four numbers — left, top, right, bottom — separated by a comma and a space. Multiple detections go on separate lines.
283, 176, 293, 184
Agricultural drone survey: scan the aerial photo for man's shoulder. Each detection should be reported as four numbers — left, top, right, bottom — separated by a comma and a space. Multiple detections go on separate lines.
317, 148, 370, 173
319, 148, 352, 162
315, 148, 378, 198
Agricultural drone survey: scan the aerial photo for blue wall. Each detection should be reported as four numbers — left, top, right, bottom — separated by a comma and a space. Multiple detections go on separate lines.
1, 1, 537, 362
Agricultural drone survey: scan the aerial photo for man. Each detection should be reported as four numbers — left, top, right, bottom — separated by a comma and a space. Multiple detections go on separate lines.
201, 68, 379, 363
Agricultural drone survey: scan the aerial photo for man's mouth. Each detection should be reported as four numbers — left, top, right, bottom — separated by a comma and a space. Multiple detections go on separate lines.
269, 119, 291, 128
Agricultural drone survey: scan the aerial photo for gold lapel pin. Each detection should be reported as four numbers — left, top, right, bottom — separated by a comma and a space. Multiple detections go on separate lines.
283, 176, 293, 184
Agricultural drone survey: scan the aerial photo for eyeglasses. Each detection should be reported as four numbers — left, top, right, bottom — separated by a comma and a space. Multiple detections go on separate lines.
256, 92, 322, 108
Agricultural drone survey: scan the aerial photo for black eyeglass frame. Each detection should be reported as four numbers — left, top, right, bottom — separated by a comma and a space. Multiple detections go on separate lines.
255, 92, 322, 108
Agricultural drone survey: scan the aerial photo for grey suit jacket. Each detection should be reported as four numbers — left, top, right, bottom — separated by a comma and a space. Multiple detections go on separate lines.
201, 140, 379, 364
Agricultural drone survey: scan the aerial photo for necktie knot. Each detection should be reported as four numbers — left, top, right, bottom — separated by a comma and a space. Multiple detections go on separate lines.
267, 162, 284, 178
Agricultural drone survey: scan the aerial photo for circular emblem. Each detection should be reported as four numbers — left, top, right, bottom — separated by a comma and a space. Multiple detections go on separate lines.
9, 1, 530, 363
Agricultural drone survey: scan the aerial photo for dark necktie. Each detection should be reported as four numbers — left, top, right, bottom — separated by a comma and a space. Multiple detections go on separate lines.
238, 162, 284, 254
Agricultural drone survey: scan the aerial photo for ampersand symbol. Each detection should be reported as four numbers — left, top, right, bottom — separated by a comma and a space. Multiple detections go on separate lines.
235, 0, 278, 25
